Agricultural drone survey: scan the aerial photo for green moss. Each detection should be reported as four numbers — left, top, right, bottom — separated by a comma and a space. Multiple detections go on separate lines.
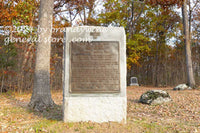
145, 91, 169, 100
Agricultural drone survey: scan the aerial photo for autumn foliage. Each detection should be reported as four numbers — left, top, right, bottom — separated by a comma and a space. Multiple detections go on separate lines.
0, 0, 199, 92
147, 0, 183, 7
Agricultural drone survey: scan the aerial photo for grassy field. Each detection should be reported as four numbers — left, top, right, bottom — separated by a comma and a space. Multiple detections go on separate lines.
0, 86, 200, 133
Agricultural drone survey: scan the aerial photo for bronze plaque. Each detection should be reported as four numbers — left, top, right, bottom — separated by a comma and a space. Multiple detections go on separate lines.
69, 41, 120, 93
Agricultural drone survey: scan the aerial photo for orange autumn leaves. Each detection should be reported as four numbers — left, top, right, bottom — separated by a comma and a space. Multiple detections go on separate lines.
0, 1, 18, 26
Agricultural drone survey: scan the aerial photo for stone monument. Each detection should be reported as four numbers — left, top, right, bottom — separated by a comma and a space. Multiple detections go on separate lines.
130, 77, 139, 86
63, 26, 126, 123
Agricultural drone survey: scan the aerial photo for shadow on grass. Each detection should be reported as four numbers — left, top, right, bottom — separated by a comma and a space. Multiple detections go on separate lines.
128, 98, 140, 103
29, 104, 63, 121
3, 93, 63, 121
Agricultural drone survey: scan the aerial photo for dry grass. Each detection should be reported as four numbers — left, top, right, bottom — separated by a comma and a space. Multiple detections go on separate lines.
0, 86, 200, 133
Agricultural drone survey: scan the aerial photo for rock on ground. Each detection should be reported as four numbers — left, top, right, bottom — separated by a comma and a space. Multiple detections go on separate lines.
173, 84, 192, 90
139, 90, 172, 105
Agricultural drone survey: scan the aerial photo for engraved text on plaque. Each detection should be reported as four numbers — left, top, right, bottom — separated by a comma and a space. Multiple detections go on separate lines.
70, 41, 120, 93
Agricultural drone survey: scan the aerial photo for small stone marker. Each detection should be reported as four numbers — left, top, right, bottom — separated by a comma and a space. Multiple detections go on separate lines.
63, 26, 127, 123
130, 77, 139, 86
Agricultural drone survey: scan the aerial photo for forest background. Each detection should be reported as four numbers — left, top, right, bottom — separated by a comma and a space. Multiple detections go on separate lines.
0, 0, 199, 93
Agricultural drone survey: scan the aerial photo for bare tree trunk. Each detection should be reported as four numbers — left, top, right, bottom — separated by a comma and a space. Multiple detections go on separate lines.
155, 35, 159, 87
29, 0, 55, 111
182, 0, 196, 88
1, 71, 4, 94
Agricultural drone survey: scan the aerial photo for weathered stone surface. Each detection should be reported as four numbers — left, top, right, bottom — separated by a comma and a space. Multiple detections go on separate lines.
139, 90, 172, 105
64, 97, 126, 123
63, 26, 126, 123
130, 77, 139, 86
173, 84, 190, 90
